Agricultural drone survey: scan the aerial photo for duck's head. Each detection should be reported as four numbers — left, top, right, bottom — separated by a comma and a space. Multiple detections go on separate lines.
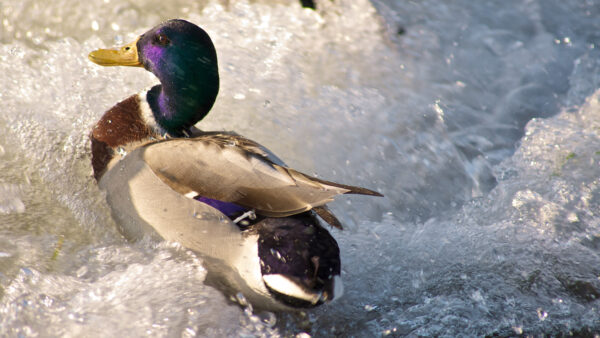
89, 19, 219, 136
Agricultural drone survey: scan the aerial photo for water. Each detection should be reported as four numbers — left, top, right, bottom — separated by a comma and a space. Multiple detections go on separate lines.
1, 0, 599, 336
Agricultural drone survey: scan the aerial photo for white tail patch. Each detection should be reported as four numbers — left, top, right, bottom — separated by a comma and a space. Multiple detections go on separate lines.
262, 274, 322, 305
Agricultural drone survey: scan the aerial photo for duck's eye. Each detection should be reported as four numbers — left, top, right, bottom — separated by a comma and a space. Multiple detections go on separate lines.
155, 33, 170, 46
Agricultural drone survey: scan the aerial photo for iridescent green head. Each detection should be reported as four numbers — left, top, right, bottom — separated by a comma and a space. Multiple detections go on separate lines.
89, 19, 219, 136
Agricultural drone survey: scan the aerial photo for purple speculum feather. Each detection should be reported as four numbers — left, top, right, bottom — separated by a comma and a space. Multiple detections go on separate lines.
194, 196, 247, 218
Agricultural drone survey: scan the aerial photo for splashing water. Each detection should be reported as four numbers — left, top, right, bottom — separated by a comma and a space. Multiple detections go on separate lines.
1, 0, 600, 336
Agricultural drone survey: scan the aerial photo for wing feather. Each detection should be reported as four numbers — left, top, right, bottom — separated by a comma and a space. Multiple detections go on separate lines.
141, 134, 381, 218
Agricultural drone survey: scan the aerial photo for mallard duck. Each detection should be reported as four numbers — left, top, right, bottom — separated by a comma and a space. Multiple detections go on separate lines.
88, 19, 382, 311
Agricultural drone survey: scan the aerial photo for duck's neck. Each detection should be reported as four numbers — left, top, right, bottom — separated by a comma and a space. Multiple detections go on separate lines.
146, 72, 219, 137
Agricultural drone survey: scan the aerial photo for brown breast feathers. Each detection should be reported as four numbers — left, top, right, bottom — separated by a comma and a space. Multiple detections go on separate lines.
90, 94, 155, 180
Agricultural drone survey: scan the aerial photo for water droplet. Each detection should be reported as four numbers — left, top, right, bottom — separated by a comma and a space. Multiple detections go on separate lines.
193, 211, 203, 219
76, 266, 88, 278
364, 304, 377, 312
235, 292, 248, 306
116, 147, 127, 157
249, 314, 260, 323
260, 312, 276, 327
270, 248, 282, 261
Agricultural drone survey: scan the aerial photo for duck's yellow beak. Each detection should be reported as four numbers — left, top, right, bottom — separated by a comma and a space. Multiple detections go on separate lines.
88, 37, 142, 67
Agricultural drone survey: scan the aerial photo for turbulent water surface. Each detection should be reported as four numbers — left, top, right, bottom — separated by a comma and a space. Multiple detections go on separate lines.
1, 0, 600, 336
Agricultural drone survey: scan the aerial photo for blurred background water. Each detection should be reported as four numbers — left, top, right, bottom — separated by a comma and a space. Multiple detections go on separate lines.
1, 0, 600, 336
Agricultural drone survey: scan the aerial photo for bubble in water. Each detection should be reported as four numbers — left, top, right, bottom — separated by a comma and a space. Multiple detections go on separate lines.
0, 183, 25, 214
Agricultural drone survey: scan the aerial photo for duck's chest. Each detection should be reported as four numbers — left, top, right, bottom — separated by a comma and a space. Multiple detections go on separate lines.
90, 93, 163, 180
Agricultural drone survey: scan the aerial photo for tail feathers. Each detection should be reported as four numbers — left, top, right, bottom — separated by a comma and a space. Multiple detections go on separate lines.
313, 206, 344, 230
308, 176, 383, 197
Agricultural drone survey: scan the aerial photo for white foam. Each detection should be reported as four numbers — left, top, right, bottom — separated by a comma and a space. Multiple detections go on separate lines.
1, 0, 600, 336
